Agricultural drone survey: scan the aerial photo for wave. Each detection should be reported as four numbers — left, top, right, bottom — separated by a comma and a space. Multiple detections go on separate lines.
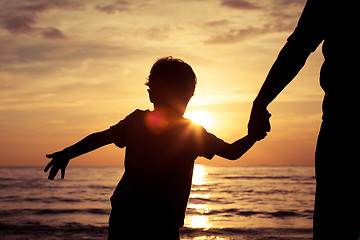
222, 176, 315, 181
88, 184, 114, 190
254, 189, 296, 195
1, 196, 79, 203
180, 227, 313, 240
181, 226, 313, 235
0, 177, 16, 181
0, 208, 110, 217
0, 222, 107, 240
0, 195, 103, 204
0, 222, 312, 240
223, 176, 290, 180
189, 197, 234, 205
187, 208, 313, 218
1, 207, 311, 219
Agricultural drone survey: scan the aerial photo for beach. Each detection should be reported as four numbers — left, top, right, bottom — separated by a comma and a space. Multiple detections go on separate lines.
0, 165, 315, 239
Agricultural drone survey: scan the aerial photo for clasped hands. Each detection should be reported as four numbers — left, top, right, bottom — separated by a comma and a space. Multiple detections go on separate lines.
248, 104, 271, 141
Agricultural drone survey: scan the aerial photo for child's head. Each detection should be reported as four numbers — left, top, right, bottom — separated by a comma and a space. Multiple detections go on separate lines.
146, 57, 197, 116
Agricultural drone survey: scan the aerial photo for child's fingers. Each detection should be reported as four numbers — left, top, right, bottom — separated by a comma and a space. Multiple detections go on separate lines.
46, 153, 55, 159
61, 168, 66, 179
251, 129, 267, 141
256, 132, 267, 141
48, 166, 59, 180
44, 160, 53, 172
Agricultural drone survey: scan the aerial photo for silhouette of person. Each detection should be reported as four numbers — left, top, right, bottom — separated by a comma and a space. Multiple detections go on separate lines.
248, 0, 359, 239
44, 57, 268, 240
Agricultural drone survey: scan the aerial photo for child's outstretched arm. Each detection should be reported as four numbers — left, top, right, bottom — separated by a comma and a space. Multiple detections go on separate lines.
217, 111, 270, 160
216, 135, 260, 161
44, 129, 113, 180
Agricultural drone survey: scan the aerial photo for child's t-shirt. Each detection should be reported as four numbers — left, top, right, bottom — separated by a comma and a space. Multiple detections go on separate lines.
109, 109, 224, 227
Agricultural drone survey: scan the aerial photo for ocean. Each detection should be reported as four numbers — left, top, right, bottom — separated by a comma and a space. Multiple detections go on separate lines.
0, 165, 315, 240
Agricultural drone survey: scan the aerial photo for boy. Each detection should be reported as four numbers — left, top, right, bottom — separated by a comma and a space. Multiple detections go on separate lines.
44, 57, 269, 240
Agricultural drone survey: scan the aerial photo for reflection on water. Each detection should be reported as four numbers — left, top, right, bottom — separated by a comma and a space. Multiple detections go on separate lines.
188, 203, 211, 214
187, 215, 212, 229
192, 164, 207, 186
186, 164, 212, 229
0, 166, 315, 239
184, 164, 315, 235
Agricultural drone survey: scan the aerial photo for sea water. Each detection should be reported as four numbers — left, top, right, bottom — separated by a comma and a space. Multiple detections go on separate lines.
0, 165, 315, 239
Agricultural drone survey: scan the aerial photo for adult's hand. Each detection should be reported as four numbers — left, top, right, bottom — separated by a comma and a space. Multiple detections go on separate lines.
248, 104, 271, 140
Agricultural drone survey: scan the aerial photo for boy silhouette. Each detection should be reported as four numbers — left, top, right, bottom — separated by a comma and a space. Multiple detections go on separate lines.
44, 57, 269, 240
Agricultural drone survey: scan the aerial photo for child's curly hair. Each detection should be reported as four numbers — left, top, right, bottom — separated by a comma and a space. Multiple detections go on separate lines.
146, 56, 197, 103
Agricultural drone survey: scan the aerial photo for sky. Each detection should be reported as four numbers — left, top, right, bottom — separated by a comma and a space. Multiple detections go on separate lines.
0, 0, 325, 166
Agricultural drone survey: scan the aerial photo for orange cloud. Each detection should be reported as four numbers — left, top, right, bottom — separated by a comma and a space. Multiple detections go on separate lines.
0, 0, 84, 39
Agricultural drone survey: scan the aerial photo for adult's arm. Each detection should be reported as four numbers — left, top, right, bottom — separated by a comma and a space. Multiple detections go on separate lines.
253, 40, 312, 108
249, 0, 325, 134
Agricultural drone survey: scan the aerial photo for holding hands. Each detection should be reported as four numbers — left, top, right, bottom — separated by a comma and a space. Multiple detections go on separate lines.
248, 104, 271, 141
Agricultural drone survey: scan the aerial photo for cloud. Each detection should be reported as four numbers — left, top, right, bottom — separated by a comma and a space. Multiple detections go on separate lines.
204, 22, 297, 44
205, 0, 306, 44
204, 19, 232, 27
221, 0, 259, 10
0, 40, 26, 60
41, 46, 80, 59
95, 0, 130, 14
41, 27, 67, 39
0, 0, 84, 39
205, 26, 269, 44
267, 0, 306, 26
17, 0, 84, 12
1, 13, 37, 34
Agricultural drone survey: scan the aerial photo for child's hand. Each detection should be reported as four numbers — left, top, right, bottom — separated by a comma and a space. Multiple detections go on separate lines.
249, 130, 268, 141
44, 151, 70, 180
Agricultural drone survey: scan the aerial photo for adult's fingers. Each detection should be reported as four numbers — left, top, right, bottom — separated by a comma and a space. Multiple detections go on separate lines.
249, 108, 270, 133
265, 111, 271, 132
265, 118, 271, 132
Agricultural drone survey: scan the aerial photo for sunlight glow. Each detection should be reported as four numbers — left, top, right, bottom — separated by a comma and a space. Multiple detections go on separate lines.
184, 111, 213, 129
192, 164, 207, 185
187, 216, 212, 229
186, 165, 212, 229
188, 203, 211, 214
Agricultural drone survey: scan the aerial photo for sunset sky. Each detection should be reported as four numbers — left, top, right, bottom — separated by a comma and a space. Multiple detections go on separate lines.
0, 0, 325, 166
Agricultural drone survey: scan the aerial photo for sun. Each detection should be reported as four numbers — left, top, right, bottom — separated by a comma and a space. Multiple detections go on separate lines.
184, 111, 213, 129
